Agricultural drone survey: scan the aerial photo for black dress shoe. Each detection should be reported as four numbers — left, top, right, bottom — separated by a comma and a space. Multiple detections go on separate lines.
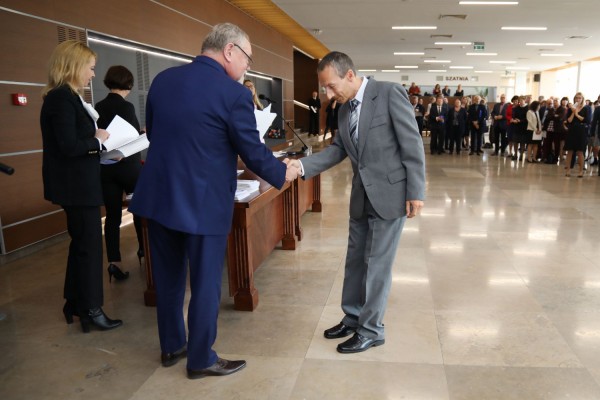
187, 358, 246, 379
337, 333, 385, 354
324, 322, 356, 339
161, 345, 187, 367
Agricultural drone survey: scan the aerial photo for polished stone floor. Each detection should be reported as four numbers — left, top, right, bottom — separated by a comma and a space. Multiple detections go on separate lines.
2, 141, 600, 399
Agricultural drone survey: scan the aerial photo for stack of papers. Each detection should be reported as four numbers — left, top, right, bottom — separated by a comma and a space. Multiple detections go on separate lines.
235, 180, 260, 201
101, 115, 149, 161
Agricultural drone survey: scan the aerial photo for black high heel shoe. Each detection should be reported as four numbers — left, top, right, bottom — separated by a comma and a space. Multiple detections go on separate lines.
63, 300, 79, 324
80, 307, 123, 333
107, 263, 129, 282
136, 248, 144, 267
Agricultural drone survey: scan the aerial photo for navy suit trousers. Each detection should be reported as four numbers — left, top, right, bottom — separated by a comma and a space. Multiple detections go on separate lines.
147, 219, 227, 370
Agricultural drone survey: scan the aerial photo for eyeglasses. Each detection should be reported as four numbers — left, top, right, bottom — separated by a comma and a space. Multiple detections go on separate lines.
234, 43, 253, 66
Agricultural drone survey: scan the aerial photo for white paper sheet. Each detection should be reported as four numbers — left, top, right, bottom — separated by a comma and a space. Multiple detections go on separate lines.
254, 104, 277, 144
103, 115, 141, 151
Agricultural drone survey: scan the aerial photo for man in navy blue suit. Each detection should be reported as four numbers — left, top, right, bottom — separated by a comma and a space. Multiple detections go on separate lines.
129, 23, 298, 379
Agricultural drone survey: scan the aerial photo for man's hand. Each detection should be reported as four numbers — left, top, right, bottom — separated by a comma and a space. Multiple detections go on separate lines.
283, 158, 302, 182
406, 200, 424, 218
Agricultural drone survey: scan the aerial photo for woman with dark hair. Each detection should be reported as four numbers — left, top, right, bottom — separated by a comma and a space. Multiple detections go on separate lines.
324, 98, 341, 139
95, 65, 144, 281
432, 84, 441, 96
565, 92, 589, 177
41, 40, 122, 332
526, 101, 542, 162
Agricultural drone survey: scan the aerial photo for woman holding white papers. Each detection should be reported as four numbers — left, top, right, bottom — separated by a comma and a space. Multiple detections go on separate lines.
40, 40, 122, 333
95, 66, 144, 282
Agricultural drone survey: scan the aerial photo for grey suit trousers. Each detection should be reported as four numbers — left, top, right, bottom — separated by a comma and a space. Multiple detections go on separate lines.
341, 194, 406, 340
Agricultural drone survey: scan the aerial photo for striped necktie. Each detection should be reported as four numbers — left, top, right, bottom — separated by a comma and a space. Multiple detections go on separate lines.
349, 99, 360, 148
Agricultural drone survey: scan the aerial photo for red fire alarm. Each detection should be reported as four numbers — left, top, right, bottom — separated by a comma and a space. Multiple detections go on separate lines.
12, 93, 28, 106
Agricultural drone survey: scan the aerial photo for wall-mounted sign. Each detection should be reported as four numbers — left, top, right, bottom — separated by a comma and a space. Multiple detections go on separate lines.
445, 76, 470, 81
473, 42, 485, 51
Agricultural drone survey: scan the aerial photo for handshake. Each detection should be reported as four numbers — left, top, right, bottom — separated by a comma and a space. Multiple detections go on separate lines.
283, 158, 302, 182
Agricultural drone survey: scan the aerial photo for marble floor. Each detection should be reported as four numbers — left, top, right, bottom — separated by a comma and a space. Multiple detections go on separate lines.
2, 141, 600, 399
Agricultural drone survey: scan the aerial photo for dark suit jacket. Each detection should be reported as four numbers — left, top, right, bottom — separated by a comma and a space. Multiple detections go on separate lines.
591, 107, 600, 136
428, 103, 448, 128
302, 78, 426, 220
309, 97, 321, 115
95, 93, 142, 166
129, 56, 286, 235
446, 107, 467, 133
40, 85, 103, 206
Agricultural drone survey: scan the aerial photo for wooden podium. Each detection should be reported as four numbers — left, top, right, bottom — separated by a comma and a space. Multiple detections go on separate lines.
140, 167, 321, 311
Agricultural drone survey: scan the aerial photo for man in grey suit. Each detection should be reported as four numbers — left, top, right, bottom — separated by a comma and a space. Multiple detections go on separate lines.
285, 51, 426, 353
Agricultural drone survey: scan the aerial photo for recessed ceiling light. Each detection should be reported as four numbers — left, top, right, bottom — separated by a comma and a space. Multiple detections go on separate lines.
381, 70, 401, 72
435, 41, 472, 45
392, 26, 437, 30
540, 53, 572, 57
490, 60, 516, 64
393, 52, 425, 55
358, 69, 377, 72
428, 70, 447, 72
502, 26, 547, 31
394, 66, 419, 69
466, 52, 498, 56
460, 1, 518, 4
424, 59, 451, 63
474, 70, 493, 73
526, 42, 563, 46
450, 66, 474, 69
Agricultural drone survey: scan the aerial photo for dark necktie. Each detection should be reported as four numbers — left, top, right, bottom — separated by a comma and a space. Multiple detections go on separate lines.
349, 99, 360, 148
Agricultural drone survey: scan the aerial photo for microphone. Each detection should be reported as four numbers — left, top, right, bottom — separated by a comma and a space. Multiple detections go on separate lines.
258, 94, 276, 104
0, 161, 15, 175
281, 117, 309, 156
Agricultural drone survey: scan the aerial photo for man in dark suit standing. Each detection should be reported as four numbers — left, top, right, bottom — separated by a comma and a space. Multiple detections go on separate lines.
129, 23, 298, 379
468, 95, 487, 155
411, 95, 425, 136
308, 91, 321, 136
285, 51, 425, 354
428, 95, 448, 154
490, 94, 507, 156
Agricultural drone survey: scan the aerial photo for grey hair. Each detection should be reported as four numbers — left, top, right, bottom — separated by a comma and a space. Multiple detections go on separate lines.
317, 51, 356, 78
201, 23, 249, 53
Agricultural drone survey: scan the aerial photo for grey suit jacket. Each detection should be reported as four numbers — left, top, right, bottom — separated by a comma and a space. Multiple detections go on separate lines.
302, 78, 426, 220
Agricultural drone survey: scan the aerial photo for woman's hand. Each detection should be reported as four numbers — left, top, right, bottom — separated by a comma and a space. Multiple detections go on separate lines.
95, 129, 110, 143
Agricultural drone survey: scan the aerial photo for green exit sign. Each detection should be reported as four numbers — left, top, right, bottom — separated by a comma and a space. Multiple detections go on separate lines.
473, 42, 485, 51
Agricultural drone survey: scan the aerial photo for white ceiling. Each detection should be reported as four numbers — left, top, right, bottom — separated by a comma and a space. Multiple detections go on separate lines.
272, 0, 600, 75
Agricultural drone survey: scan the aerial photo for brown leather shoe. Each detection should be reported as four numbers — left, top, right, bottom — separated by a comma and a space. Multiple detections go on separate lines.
324, 322, 356, 339
187, 358, 246, 379
161, 345, 187, 367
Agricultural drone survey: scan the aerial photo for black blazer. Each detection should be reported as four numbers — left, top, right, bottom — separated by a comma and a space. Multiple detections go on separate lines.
95, 93, 142, 165
428, 103, 448, 127
446, 107, 467, 133
41, 85, 103, 206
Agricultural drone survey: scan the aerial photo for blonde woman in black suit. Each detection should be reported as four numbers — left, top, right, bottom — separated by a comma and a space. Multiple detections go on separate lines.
41, 40, 122, 333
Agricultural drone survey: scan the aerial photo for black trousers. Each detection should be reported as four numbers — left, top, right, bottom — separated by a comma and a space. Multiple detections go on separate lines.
493, 126, 507, 154
448, 126, 463, 153
470, 125, 482, 153
101, 161, 143, 262
62, 205, 104, 310
309, 114, 319, 135
430, 125, 445, 154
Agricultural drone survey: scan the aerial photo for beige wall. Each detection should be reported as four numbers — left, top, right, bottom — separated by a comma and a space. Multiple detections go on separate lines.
0, 1, 295, 253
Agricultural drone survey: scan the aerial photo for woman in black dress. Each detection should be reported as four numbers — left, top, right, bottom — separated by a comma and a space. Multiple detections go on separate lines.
565, 92, 589, 177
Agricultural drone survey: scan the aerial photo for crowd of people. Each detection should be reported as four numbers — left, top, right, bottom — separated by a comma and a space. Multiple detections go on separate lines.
410, 90, 600, 177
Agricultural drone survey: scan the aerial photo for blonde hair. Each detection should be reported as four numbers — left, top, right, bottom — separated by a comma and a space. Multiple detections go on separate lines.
42, 40, 96, 98
243, 79, 263, 110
